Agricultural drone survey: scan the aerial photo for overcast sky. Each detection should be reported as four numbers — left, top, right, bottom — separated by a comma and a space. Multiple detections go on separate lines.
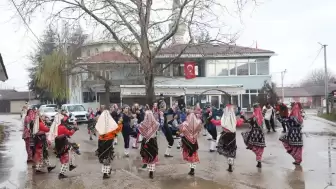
0, 0, 335, 91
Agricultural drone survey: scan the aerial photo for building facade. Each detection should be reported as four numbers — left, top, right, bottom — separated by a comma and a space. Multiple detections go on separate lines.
68, 41, 274, 110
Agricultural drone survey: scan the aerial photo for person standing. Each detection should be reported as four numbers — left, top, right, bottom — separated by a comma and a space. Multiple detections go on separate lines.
214, 104, 237, 172
22, 109, 35, 163
87, 108, 96, 140
205, 109, 217, 153
241, 104, 266, 168
120, 105, 133, 157
137, 110, 164, 179
55, 117, 79, 179
279, 102, 304, 165
263, 103, 276, 132
179, 111, 202, 176
276, 102, 289, 133
95, 110, 123, 179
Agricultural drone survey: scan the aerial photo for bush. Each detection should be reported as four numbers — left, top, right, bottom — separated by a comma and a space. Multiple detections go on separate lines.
319, 113, 336, 122
0, 125, 3, 141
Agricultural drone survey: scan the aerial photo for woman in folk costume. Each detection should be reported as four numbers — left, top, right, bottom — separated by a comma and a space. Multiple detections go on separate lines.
33, 114, 56, 173
22, 109, 35, 162
137, 110, 164, 179
87, 108, 96, 140
55, 116, 79, 179
241, 104, 266, 168
179, 110, 202, 176
279, 102, 304, 165
95, 110, 122, 179
119, 105, 133, 157
213, 104, 237, 172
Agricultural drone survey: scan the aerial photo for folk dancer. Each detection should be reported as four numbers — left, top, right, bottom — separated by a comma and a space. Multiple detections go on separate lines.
162, 108, 175, 157
263, 103, 276, 132
276, 102, 289, 133
241, 104, 266, 168
87, 108, 96, 140
55, 116, 79, 179
179, 111, 202, 176
137, 110, 164, 179
120, 105, 133, 157
279, 102, 303, 165
95, 110, 122, 179
205, 108, 217, 152
33, 114, 56, 173
110, 104, 120, 145
22, 109, 35, 163
213, 104, 237, 172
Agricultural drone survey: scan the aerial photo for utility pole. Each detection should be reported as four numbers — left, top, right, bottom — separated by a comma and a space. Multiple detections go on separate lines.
281, 69, 287, 103
322, 44, 329, 114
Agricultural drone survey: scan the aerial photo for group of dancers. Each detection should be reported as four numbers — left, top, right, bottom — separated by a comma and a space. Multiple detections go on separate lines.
21, 99, 304, 180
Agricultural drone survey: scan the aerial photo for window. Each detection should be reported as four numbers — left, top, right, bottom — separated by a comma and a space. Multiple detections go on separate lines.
249, 59, 257, 75
231, 95, 238, 106
216, 61, 229, 76
236, 62, 249, 75
242, 94, 249, 108
251, 94, 258, 105
88, 72, 94, 80
257, 59, 269, 75
207, 62, 216, 77
172, 63, 199, 77
67, 105, 85, 112
105, 70, 111, 80
86, 49, 90, 56
300, 97, 308, 103
157, 63, 170, 76
229, 63, 236, 75
83, 92, 98, 103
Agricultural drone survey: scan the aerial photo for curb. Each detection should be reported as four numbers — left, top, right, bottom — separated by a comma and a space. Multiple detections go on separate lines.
309, 115, 336, 127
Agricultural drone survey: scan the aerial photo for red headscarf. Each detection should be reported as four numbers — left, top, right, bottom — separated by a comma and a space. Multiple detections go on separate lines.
253, 106, 263, 126
138, 110, 159, 140
24, 109, 35, 126
180, 113, 202, 144
290, 103, 303, 124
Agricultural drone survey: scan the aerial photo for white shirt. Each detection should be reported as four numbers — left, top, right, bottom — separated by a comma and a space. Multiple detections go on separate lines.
263, 106, 274, 120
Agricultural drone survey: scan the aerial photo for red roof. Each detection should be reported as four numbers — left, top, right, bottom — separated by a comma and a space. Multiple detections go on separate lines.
81, 51, 137, 64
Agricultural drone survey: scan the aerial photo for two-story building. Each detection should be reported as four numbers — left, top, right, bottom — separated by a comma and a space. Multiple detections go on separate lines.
69, 41, 275, 110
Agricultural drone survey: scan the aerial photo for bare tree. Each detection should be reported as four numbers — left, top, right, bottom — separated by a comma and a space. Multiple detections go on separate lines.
301, 68, 336, 87
14, 0, 257, 105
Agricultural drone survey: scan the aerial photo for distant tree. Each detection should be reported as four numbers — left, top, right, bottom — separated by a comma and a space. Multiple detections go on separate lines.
195, 31, 211, 43
301, 68, 336, 86
257, 80, 279, 107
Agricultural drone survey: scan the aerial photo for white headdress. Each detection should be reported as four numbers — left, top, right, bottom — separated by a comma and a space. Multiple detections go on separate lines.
95, 110, 118, 135
32, 115, 40, 135
220, 104, 237, 133
47, 113, 64, 141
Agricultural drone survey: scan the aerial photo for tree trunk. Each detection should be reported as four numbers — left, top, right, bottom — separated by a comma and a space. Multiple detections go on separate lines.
104, 82, 111, 108
145, 72, 155, 107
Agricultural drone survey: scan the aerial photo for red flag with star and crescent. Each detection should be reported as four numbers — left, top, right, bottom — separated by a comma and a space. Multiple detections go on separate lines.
184, 61, 196, 79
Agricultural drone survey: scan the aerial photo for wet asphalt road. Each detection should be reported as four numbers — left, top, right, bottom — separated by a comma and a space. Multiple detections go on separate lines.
1, 114, 336, 189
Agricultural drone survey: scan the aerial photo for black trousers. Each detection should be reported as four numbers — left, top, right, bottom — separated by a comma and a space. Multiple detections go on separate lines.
265, 118, 275, 131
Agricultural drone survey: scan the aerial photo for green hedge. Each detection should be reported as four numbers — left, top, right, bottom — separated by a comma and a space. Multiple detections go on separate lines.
319, 113, 336, 122
0, 125, 3, 141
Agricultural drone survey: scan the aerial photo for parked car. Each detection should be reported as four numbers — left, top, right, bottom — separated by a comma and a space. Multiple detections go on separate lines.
61, 104, 88, 124
40, 107, 58, 122
29, 104, 40, 110
39, 104, 58, 110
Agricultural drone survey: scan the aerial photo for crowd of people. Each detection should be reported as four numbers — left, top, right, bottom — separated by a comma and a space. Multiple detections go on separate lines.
20, 97, 305, 180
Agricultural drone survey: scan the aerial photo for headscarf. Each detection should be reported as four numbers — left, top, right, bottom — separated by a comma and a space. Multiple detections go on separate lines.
253, 106, 263, 126
138, 110, 159, 142
220, 104, 237, 133
32, 114, 40, 134
95, 110, 118, 135
24, 109, 35, 126
290, 103, 303, 124
48, 113, 64, 141
180, 113, 202, 144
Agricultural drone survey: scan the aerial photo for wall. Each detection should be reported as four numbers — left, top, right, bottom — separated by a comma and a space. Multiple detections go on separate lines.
11, 99, 40, 113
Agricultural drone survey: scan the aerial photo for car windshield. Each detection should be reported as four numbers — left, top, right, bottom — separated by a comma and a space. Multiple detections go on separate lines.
43, 107, 57, 112
67, 105, 85, 112
46, 105, 57, 108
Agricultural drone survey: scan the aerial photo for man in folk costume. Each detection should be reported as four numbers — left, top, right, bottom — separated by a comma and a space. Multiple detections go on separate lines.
204, 108, 217, 152
137, 110, 164, 179
213, 104, 237, 172
279, 102, 304, 165
179, 110, 202, 176
33, 114, 56, 173
241, 103, 266, 168
95, 110, 122, 179
55, 116, 79, 179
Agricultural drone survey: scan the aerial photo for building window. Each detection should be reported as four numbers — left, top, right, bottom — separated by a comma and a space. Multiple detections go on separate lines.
216, 61, 229, 76
105, 70, 112, 80
300, 97, 308, 103
229, 63, 236, 75
207, 62, 216, 77
242, 94, 249, 108
157, 63, 170, 76
88, 72, 94, 80
236, 60, 249, 75
83, 92, 97, 103
249, 60, 257, 75
86, 50, 90, 56
257, 59, 269, 75
172, 63, 199, 77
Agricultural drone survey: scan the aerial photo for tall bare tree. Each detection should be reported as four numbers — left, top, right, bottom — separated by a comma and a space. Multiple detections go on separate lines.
14, 0, 257, 105
301, 68, 336, 87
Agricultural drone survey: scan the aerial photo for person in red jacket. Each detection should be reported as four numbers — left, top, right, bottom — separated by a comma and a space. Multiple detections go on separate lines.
55, 117, 78, 179
34, 116, 56, 173
275, 102, 289, 133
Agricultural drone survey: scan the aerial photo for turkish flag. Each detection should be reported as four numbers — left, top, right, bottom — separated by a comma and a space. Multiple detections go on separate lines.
184, 61, 196, 79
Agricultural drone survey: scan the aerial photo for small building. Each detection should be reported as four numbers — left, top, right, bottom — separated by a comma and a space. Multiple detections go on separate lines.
0, 90, 39, 113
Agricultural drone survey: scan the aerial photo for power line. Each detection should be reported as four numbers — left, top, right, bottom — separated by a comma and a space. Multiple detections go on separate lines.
9, 0, 41, 44
306, 47, 323, 68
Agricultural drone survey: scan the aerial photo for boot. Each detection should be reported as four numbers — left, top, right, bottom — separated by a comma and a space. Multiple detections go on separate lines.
69, 165, 77, 171
293, 162, 300, 165
209, 140, 216, 153
256, 162, 262, 168
164, 147, 173, 157
227, 164, 233, 172
58, 173, 67, 179
35, 170, 45, 174
103, 173, 110, 179
47, 166, 56, 173
90, 136, 93, 140
149, 171, 154, 179
188, 168, 195, 176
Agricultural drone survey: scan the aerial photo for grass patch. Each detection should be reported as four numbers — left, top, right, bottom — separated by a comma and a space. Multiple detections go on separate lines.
319, 113, 336, 122
0, 124, 3, 141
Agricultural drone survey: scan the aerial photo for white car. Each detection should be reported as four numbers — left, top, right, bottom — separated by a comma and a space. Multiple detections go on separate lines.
61, 104, 88, 124
40, 107, 58, 121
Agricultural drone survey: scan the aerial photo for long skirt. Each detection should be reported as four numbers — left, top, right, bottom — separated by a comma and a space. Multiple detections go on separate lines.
217, 131, 237, 158
281, 142, 303, 163
140, 137, 158, 164
55, 135, 71, 164
181, 137, 199, 163
24, 138, 33, 161
279, 127, 303, 163
97, 139, 114, 164
87, 120, 96, 134
242, 127, 266, 161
